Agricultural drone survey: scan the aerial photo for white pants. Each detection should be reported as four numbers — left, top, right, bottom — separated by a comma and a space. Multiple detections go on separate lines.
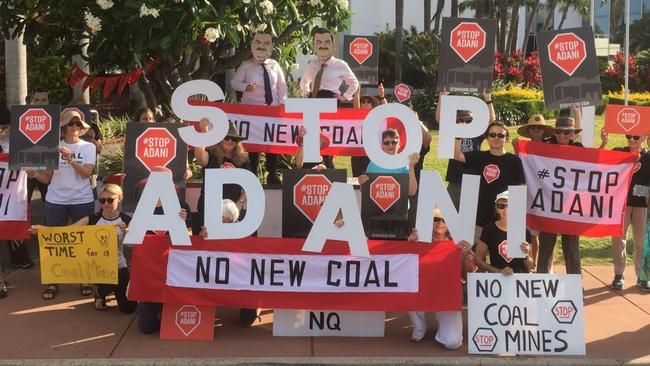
408, 311, 463, 349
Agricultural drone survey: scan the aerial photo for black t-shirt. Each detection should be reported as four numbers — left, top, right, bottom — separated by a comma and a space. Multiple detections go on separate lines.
446, 136, 484, 183
480, 222, 531, 273
149, 201, 193, 234
198, 154, 252, 212
414, 145, 431, 184
613, 147, 650, 207
464, 151, 525, 226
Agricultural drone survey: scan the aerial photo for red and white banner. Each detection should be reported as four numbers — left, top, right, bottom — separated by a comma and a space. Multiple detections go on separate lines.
517, 141, 636, 237
130, 235, 461, 311
0, 153, 30, 239
188, 102, 409, 156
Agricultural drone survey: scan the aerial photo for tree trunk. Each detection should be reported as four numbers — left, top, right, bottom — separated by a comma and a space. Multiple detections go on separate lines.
451, 0, 459, 17
557, 5, 569, 29
475, 0, 484, 18
4, 29, 27, 107
71, 33, 90, 105
497, 1, 508, 54
395, 0, 404, 83
521, 0, 539, 56
542, 0, 557, 31
507, 0, 521, 54
424, 0, 431, 33
432, 0, 445, 34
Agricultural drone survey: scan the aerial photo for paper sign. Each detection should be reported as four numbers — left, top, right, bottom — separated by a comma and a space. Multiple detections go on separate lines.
468, 273, 585, 355
38, 225, 118, 284
160, 303, 215, 341
343, 35, 379, 85
604, 104, 650, 136
9, 105, 61, 170
273, 310, 385, 337
361, 173, 409, 240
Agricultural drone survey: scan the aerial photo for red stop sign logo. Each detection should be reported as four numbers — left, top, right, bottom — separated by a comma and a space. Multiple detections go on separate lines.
370, 176, 400, 212
349, 37, 373, 65
498, 240, 513, 263
482, 164, 500, 184
450, 22, 486, 63
135, 128, 177, 171
617, 108, 641, 132
175, 305, 202, 336
548, 32, 587, 76
293, 174, 332, 223
19, 109, 52, 144
394, 83, 411, 103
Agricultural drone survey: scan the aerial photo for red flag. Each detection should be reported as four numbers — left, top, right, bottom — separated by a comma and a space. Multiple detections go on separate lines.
117, 74, 130, 95
103, 76, 119, 98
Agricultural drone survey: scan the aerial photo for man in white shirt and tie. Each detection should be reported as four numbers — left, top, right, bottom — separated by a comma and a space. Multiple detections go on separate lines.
231, 33, 288, 184
300, 27, 359, 168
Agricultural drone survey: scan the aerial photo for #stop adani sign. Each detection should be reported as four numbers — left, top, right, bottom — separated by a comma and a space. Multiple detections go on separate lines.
160, 304, 215, 341
450, 22, 486, 63
349, 37, 373, 65
547, 33, 586, 76
135, 127, 177, 171
9, 105, 61, 170
604, 104, 650, 136
361, 173, 409, 240
370, 176, 400, 212
343, 35, 378, 85
293, 174, 333, 223
19, 108, 51, 144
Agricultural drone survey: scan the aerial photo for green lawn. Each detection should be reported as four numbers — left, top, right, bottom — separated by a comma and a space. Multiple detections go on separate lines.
335, 115, 637, 266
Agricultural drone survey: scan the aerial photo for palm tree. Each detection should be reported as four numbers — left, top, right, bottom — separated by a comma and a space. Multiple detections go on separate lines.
520, 0, 540, 56
424, 0, 431, 33
395, 0, 404, 82
4, 30, 27, 107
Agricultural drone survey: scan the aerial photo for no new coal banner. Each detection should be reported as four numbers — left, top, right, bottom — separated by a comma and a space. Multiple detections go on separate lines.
437, 17, 496, 93
9, 105, 61, 170
537, 26, 602, 110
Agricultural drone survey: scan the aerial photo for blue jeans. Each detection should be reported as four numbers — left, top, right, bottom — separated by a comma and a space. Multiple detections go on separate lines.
44, 201, 95, 226
138, 302, 162, 334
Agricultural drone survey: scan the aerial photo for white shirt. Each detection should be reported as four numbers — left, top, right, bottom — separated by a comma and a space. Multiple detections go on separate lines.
46, 139, 96, 205
300, 56, 359, 101
231, 59, 288, 105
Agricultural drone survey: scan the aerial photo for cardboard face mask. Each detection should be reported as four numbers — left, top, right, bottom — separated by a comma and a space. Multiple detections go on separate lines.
251, 33, 273, 63
313, 32, 334, 62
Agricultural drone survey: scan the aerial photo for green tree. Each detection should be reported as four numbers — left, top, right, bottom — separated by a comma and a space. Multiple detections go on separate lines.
1, 0, 352, 112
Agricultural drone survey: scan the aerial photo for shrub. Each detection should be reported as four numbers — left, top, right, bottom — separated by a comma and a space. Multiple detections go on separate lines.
411, 87, 438, 128
27, 55, 72, 104
491, 85, 555, 124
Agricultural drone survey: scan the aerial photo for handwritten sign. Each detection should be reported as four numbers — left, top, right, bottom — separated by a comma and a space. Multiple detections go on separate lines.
38, 225, 118, 284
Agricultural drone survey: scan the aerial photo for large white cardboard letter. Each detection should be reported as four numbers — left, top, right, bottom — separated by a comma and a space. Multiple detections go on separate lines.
506, 185, 527, 258
204, 168, 265, 239
415, 171, 479, 244
362, 103, 423, 169
172, 79, 229, 148
303, 182, 369, 257
123, 172, 191, 245
438, 95, 490, 158
285, 98, 337, 163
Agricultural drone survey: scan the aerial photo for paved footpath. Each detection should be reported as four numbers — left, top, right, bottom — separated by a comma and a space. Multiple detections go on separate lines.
0, 264, 649, 365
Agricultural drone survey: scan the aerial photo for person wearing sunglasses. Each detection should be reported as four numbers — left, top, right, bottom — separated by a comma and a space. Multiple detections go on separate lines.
599, 129, 650, 291
27, 110, 97, 300
536, 117, 584, 275
438, 90, 495, 209
194, 120, 251, 232
406, 209, 472, 349
357, 129, 420, 196
474, 191, 533, 275
454, 121, 525, 245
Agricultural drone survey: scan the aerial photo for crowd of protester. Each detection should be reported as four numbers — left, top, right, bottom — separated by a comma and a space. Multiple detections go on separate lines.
0, 27, 648, 351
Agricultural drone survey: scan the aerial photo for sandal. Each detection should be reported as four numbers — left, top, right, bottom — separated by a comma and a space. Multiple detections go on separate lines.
80, 284, 94, 297
94, 296, 108, 311
42, 284, 59, 300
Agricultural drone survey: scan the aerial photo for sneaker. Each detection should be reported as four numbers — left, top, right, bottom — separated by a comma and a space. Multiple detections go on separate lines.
611, 275, 624, 290
637, 279, 650, 292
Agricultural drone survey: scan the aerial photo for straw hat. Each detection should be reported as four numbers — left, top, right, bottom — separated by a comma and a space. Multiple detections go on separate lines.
517, 114, 552, 138
554, 116, 582, 133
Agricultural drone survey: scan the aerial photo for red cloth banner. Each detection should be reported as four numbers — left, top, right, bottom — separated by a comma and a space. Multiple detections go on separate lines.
604, 104, 650, 136
517, 140, 636, 237
0, 153, 30, 240
188, 101, 410, 156
129, 235, 462, 312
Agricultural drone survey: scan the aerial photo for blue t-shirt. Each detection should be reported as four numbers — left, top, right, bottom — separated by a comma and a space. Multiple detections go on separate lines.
365, 161, 409, 174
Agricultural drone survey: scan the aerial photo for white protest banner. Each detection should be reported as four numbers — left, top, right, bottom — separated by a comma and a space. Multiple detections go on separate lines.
468, 273, 585, 355
0, 153, 30, 240
517, 140, 636, 237
273, 310, 385, 337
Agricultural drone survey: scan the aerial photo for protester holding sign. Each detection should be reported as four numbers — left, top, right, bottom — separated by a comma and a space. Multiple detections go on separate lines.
453, 121, 525, 243
537, 117, 585, 275
231, 32, 288, 184
27, 109, 96, 300
599, 129, 650, 291
194, 120, 250, 227
358, 128, 419, 196
440, 90, 495, 208
474, 191, 533, 275
407, 208, 471, 349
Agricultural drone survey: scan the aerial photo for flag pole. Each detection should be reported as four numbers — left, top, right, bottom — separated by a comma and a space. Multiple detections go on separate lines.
624, 0, 630, 105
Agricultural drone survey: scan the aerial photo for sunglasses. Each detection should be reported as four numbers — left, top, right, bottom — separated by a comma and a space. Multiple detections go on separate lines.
382, 140, 399, 146
626, 135, 641, 140
554, 129, 572, 135
496, 203, 508, 209
457, 118, 472, 124
67, 122, 84, 128
99, 198, 115, 204
487, 132, 506, 139
223, 136, 239, 142
434, 217, 445, 223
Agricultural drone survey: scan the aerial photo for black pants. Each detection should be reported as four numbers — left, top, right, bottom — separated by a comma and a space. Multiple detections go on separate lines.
351, 156, 370, 177
6, 240, 32, 266
27, 177, 48, 203
97, 267, 138, 313
537, 232, 581, 274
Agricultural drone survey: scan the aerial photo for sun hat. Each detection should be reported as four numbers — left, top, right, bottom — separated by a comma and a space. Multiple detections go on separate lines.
517, 114, 552, 138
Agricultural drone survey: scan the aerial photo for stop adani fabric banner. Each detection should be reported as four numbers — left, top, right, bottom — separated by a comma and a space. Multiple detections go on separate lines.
517, 140, 635, 237
129, 235, 462, 312
0, 153, 29, 240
